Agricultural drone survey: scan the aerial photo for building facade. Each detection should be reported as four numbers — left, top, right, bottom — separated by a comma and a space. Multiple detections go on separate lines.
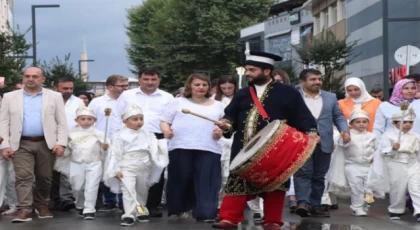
0, 0, 13, 33
240, 0, 313, 77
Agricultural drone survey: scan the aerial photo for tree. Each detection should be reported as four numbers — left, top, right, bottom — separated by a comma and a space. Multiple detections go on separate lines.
126, 0, 275, 92
294, 30, 358, 92
0, 25, 32, 95
41, 53, 91, 92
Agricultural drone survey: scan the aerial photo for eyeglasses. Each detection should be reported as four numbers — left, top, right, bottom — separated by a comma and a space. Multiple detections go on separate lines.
114, 85, 129, 88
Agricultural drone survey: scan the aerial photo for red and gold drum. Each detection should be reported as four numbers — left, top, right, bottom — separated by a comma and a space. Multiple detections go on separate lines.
230, 120, 316, 192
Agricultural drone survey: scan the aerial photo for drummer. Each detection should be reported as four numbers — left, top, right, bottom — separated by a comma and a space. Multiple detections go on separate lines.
213, 50, 318, 230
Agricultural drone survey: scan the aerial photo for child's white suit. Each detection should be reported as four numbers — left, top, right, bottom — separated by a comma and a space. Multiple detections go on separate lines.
105, 126, 169, 221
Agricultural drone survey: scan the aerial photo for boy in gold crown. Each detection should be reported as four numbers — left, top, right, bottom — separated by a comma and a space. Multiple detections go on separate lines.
369, 108, 420, 221
105, 104, 168, 227
55, 106, 109, 220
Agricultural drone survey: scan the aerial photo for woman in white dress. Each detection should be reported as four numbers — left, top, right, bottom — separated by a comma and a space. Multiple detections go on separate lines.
160, 73, 225, 222
374, 78, 420, 139
212, 76, 238, 209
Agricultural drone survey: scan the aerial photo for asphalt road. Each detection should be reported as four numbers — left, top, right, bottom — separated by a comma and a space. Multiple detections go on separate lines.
1, 198, 420, 230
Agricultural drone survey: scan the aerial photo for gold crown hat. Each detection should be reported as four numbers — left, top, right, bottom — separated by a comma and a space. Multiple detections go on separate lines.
391, 108, 416, 122
76, 105, 96, 118
122, 104, 143, 120
349, 108, 369, 122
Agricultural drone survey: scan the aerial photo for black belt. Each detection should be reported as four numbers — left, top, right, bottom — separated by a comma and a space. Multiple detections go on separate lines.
21, 136, 45, 142
154, 133, 164, 140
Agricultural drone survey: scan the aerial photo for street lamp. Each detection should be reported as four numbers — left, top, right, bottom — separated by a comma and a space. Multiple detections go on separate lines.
32, 4, 60, 66
79, 59, 95, 79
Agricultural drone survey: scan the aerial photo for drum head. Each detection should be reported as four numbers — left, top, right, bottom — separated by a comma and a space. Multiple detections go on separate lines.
230, 120, 281, 171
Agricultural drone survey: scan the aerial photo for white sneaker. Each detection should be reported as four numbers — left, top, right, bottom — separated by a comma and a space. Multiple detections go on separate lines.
2, 208, 17, 216
353, 210, 367, 217
177, 212, 189, 219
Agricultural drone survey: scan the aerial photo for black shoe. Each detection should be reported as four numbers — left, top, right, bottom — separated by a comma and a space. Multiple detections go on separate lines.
60, 200, 75, 211
330, 204, 339, 210
84, 213, 95, 220
136, 215, 149, 223
121, 217, 135, 226
149, 210, 163, 218
76, 209, 84, 217
98, 204, 117, 212
416, 214, 420, 222
388, 212, 402, 220
310, 206, 331, 217
295, 203, 310, 218
253, 213, 263, 224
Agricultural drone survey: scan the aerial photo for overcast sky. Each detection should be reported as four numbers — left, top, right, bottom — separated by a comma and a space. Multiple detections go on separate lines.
14, 0, 143, 81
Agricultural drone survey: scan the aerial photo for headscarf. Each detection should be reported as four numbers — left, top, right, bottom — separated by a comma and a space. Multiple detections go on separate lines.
389, 79, 417, 106
344, 77, 373, 103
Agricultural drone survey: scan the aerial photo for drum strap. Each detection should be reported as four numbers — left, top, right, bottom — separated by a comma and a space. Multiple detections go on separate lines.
249, 87, 269, 120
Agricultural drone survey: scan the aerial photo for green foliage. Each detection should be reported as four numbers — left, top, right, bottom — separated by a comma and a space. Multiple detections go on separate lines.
294, 30, 358, 92
0, 25, 31, 95
126, 0, 275, 92
40, 53, 91, 92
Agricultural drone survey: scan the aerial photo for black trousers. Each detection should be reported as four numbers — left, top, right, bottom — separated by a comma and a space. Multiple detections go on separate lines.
146, 169, 165, 211
146, 133, 166, 211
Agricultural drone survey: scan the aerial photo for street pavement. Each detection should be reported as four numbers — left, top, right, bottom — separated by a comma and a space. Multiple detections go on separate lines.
1, 198, 420, 230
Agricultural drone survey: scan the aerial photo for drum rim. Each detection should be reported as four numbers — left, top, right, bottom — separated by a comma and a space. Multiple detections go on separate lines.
235, 125, 317, 192
230, 120, 281, 172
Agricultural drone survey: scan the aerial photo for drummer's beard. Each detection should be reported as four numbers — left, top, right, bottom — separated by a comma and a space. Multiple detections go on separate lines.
247, 73, 270, 86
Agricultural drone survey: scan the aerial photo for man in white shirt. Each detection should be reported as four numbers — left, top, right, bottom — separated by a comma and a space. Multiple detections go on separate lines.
51, 77, 84, 211
112, 67, 173, 217
295, 69, 349, 218
89, 75, 129, 212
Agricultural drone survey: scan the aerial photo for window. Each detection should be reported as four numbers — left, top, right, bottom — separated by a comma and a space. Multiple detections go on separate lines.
340, 0, 346, 19
314, 15, 320, 34
323, 10, 329, 29
331, 4, 337, 25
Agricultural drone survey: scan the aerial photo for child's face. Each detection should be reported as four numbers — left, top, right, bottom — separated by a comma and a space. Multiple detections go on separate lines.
350, 118, 369, 132
75, 115, 96, 129
394, 121, 414, 133
123, 114, 144, 130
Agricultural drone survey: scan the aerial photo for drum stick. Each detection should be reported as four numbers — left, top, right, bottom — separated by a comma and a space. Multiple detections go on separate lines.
181, 108, 219, 123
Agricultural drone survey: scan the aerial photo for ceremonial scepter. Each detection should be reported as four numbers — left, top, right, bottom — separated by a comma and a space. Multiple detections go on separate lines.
104, 108, 112, 144
398, 102, 409, 143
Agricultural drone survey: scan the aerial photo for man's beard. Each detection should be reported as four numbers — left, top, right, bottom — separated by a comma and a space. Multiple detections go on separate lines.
247, 73, 269, 86
62, 93, 72, 100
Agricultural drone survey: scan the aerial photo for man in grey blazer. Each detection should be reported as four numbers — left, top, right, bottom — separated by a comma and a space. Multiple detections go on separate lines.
294, 69, 349, 217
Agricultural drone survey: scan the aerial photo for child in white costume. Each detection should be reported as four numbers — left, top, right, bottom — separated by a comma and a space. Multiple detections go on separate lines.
55, 106, 109, 220
105, 104, 168, 227
328, 109, 376, 216
368, 109, 420, 221
0, 158, 17, 215
321, 127, 341, 209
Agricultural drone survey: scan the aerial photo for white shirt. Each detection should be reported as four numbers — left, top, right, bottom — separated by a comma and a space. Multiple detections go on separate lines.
89, 94, 117, 137
65, 95, 85, 130
68, 126, 106, 163
303, 90, 323, 119
112, 88, 174, 136
380, 127, 420, 164
340, 129, 376, 165
247, 81, 271, 138
161, 97, 224, 154
374, 100, 420, 140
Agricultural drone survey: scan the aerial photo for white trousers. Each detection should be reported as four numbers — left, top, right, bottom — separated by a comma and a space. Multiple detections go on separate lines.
247, 197, 263, 214
345, 164, 369, 212
286, 176, 295, 196
218, 159, 230, 208
120, 160, 152, 220
70, 161, 102, 214
321, 181, 337, 206
387, 160, 420, 215
0, 159, 17, 209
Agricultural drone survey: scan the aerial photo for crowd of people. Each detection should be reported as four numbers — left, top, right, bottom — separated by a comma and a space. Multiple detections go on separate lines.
1, 50, 420, 230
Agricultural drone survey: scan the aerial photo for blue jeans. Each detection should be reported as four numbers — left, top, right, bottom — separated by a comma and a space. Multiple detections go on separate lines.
294, 146, 331, 207
100, 182, 123, 207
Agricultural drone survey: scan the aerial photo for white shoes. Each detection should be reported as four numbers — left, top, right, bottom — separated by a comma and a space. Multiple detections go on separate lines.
353, 210, 367, 217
